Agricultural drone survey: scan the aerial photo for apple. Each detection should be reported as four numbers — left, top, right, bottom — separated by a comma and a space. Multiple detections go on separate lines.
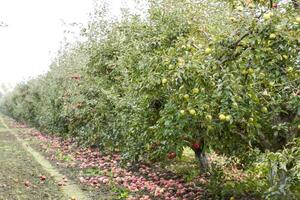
297, 124, 300, 130
272, 3, 278, 8
180, 110, 185, 115
261, 107, 268, 113
236, 6, 243, 11
263, 13, 272, 20
259, 72, 265, 77
92, 179, 98, 185
248, 68, 254, 75
248, 3, 254, 9
242, 69, 248, 75
192, 142, 200, 149
192, 88, 199, 94
205, 48, 212, 54
206, 114, 212, 121
167, 152, 176, 159
296, 17, 300, 23
24, 181, 30, 187
189, 109, 196, 115
102, 179, 109, 184
219, 114, 226, 121
249, 118, 254, 122
286, 67, 293, 72
178, 57, 185, 66
183, 94, 190, 100
262, 90, 269, 96
230, 17, 237, 22
225, 115, 231, 122
203, 104, 209, 109
162, 78, 167, 84
269, 33, 276, 39
40, 175, 46, 181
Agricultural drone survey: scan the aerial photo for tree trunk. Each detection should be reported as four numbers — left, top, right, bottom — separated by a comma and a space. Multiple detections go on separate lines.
194, 146, 209, 173
292, 0, 300, 9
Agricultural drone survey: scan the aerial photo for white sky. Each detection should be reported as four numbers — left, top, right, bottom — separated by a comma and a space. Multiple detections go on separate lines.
0, 0, 137, 88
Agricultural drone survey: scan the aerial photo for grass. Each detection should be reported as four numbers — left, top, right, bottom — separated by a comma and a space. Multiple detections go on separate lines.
0, 129, 66, 200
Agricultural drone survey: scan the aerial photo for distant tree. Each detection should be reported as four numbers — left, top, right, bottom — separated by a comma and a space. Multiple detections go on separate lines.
0, 83, 11, 95
0, 21, 8, 27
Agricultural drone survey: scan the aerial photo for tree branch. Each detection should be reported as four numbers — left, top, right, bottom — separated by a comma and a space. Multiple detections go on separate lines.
270, 0, 273, 9
292, 0, 300, 9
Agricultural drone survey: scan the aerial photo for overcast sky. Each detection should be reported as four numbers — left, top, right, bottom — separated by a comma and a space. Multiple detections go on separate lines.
0, 0, 138, 88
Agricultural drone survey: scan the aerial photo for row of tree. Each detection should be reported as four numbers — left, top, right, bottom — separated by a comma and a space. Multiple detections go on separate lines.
1, 0, 299, 198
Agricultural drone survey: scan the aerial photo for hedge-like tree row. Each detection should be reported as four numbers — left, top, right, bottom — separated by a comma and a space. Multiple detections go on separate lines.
1, 0, 300, 198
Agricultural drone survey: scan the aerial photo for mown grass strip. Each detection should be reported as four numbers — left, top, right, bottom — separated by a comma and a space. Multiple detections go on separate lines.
0, 116, 90, 200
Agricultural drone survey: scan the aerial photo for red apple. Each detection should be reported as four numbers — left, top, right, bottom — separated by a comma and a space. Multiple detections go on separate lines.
167, 152, 176, 159
39, 175, 46, 181
192, 143, 200, 149
24, 180, 30, 187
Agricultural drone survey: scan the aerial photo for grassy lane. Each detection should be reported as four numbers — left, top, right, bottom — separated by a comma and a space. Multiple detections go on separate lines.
0, 129, 66, 199
0, 117, 88, 200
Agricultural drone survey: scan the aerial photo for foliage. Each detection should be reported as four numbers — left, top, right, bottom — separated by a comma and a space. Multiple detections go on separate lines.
1, 0, 300, 198
263, 138, 300, 199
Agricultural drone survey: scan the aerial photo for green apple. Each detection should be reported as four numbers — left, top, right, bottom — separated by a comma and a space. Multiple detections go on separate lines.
183, 94, 190, 100
189, 109, 196, 115
178, 57, 185, 66
248, 3, 254, 9
203, 104, 209, 109
242, 69, 248, 75
205, 48, 212, 54
225, 115, 231, 122
180, 110, 185, 115
230, 17, 237, 22
262, 90, 269, 96
263, 12, 273, 20
259, 72, 265, 77
287, 67, 293, 72
192, 88, 199, 94
206, 114, 212, 121
162, 78, 167, 84
219, 114, 226, 121
248, 68, 254, 75
261, 107, 268, 113
269, 33, 276, 39
168, 65, 174, 70
236, 6, 243, 11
